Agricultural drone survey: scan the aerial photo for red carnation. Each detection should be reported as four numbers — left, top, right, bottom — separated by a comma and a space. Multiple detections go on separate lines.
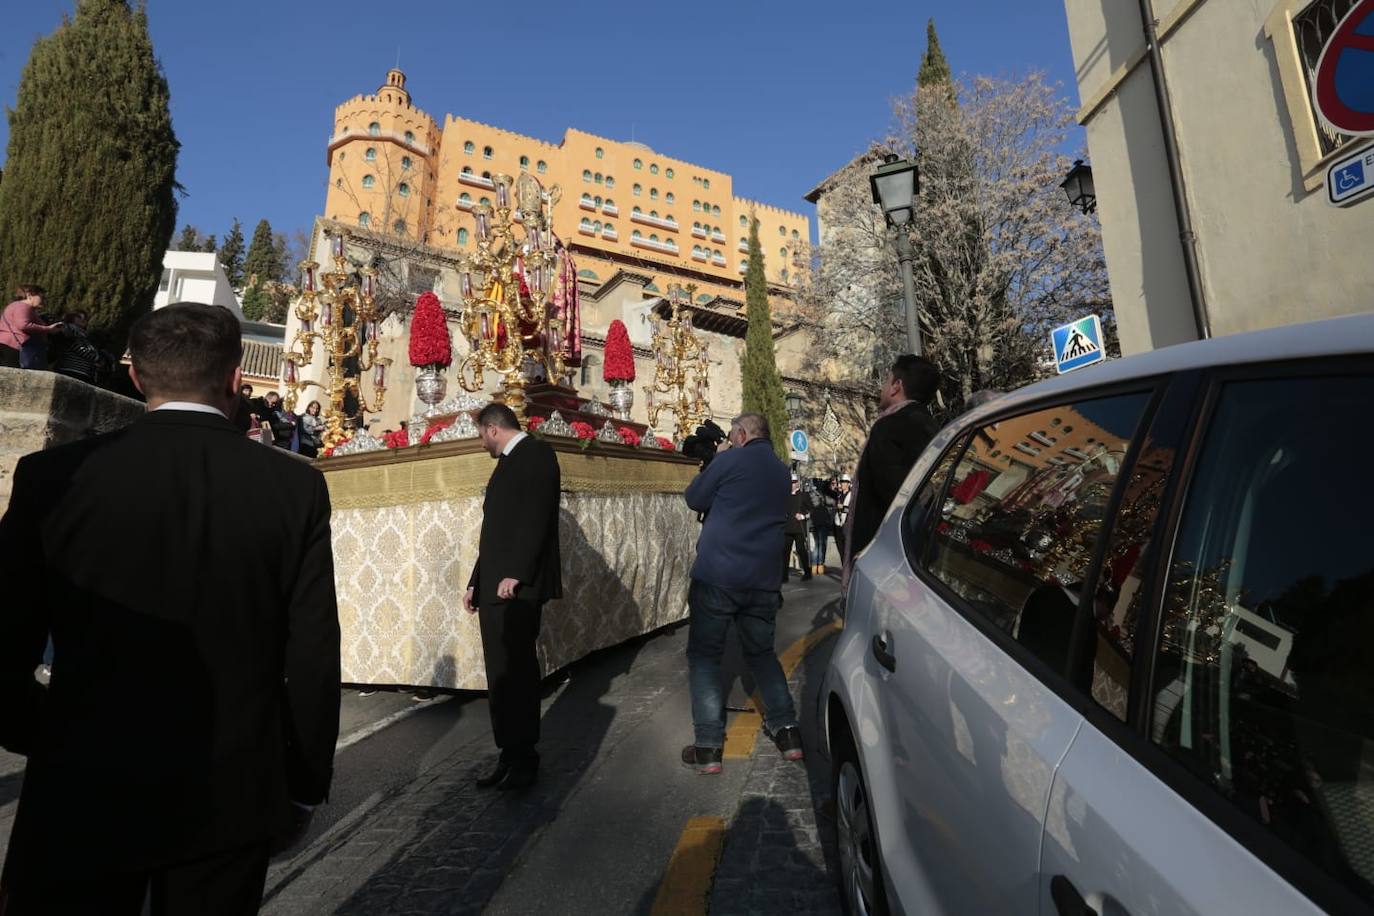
570, 421, 596, 440
657, 437, 674, 450
527, 415, 547, 431
382, 429, 411, 449
617, 426, 641, 447
603, 320, 635, 382
420, 419, 454, 444
409, 292, 452, 368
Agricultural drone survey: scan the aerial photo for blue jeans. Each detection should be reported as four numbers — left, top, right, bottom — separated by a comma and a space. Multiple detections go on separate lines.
811, 528, 830, 566
686, 579, 798, 748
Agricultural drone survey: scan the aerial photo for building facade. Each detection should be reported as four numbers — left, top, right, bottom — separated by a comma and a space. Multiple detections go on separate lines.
1062, 0, 1373, 354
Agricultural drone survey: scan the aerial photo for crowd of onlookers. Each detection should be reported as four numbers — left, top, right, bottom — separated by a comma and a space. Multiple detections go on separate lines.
0, 285, 117, 384
783, 472, 852, 579
237, 384, 325, 457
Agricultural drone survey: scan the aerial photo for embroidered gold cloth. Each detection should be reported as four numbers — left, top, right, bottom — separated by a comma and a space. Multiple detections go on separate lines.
321, 444, 700, 689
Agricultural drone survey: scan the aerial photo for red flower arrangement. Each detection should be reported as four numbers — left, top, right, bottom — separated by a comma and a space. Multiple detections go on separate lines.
569, 421, 596, 440
969, 539, 993, 555
408, 292, 452, 368
382, 429, 411, 449
527, 415, 546, 432
419, 419, 454, 444
617, 426, 641, 447
603, 320, 635, 382
657, 437, 674, 450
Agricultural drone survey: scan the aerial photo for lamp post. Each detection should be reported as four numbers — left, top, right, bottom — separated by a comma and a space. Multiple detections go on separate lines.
870, 154, 922, 356
1060, 159, 1097, 214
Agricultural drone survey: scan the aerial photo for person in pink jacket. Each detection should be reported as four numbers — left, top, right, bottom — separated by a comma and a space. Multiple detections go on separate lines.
0, 285, 62, 369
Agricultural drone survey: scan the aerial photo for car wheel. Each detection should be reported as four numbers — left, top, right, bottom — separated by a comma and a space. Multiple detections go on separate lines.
832, 728, 888, 916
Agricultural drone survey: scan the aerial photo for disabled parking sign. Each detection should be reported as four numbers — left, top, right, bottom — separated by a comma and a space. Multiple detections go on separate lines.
1051, 315, 1106, 374
1327, 142, 1374, 206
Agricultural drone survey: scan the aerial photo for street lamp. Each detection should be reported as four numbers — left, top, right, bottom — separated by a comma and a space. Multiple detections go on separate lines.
785, 391, 804, 418
870, 154, 922, 356
1061, 159, 1096, 214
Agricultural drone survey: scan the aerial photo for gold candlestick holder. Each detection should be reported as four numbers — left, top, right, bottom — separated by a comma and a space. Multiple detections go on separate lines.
645, 283, 711, 442
280, 229, 391, 449
454, 173, 568, 423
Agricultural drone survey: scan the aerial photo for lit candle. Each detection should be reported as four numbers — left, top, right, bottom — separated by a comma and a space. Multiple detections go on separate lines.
647, 389, 656, 411
496, 180, 509, 209
530, 265, 544, 296
549, 318, 561, 345
282, 358, 298, 384
301, 317, 314, 335
460, 271, 472, 298
373, 360, 388, 389
366, 320, 379, 343
480, 310, 491, 340
321, 305, 333, 327
303, 263, 317, 292
332, 234, 345, 260
475, 209, 490, 240
529, 226, 542, 251
362, 271, 375, 299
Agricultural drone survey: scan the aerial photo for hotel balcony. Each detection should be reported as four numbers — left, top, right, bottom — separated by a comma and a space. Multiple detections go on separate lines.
602, 227, 618, 240
691, 226, 707, 239
458, 172, 495, 189
711, 254, 726, 266
631, 236, 678, 255
578, 223, 597, 236
710, 230, 725, 242
737, 262, 748, 273
737, 241, 748, 253
579, 197, 597, 211
603, 204, 619, 216
457, 197, 474, 210
691, 250, 708, 262
630, 212, 679, 232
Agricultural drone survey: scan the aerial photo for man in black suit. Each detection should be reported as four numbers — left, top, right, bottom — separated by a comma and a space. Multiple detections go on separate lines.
844, 354, 941, 583
464, 403, 562, 791
0, 303, 341, 915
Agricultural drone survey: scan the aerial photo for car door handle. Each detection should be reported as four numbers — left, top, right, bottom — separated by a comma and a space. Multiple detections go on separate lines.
1050, 875, 1098, 916
871, 633, 896, 672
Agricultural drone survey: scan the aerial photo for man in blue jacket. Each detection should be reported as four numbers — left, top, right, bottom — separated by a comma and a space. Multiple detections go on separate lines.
680, 412, 803, 774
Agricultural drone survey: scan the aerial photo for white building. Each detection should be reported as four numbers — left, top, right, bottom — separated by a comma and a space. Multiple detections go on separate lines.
1062, 0, 1373, 354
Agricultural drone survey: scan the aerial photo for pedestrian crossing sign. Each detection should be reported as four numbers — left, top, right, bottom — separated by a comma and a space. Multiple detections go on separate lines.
1051, 315, 1106, 374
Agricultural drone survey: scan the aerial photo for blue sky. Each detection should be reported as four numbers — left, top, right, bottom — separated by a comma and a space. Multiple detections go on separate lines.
1, 1, 1082, 242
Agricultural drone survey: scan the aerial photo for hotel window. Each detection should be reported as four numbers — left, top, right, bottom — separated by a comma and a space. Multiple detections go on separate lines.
780, 247, 787, 258
650, 210, 659, 218
779, 226, 786, 236
464, 141, 475, 154
712, 205, 720, 215
739, 215, 747, 227
650, 188, 659, 200
458, 228, 469, 245
666, 192, 675, 204
335, 178, 342, 188
632, 230, 642, 239
693, 221, 702, 230
398, 182, 410, 197
365, 147, 377, 161
483, 146, 493, 159
606, 198, 615, 208
520, 155, 530, 170
361, 174, 375, 189
606, 176, 615, 188
359, 212, 371, 226
693, 245, 702, 256
693, 200, 702, 212
368, 122, 380, 136
650, 234, 659, 242
633, 206, 642, 214
703, 179, 710, 189
595, 173, 604, 184
404, 130, 415, 143
633, 184, 642, 196
394, 220, 406, 234
595, 195, 603, 207
781, 268, 789, 282
666, 168, 675, 179
482, 171, 491, 180
583, 170, 593, 182
401, 156, 412, 170
537, 160, 547, 174
595, 147, 604, 159
594, 221, 602, 232
650, 163, 659, 175
461, 166, 473, 175
791, 229, 800, 239
480, 196, 491, 207
633, 159, 643, 170
581, 218, 592, 230
459, 192, 471, 204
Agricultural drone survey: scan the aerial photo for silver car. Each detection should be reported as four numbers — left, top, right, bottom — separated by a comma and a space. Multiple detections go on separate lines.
823, 314, 1374, 915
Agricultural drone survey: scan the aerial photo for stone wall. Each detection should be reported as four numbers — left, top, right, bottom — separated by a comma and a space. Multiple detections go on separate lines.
0, 368, 146, 512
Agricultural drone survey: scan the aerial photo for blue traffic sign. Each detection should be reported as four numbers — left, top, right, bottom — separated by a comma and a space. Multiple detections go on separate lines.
1328, 142, 1374, 206
1313, 0, 1374, 137
790, 429, 810, 454
1051, 315, 1106, 374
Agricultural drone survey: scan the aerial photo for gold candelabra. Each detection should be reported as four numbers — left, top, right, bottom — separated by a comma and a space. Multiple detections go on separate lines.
280, 230, 392, 448
454, 173, 568, 422
645, 283, 711, 441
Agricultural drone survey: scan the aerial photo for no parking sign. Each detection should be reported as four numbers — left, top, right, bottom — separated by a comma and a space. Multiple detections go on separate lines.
1313, 0, 1374, 137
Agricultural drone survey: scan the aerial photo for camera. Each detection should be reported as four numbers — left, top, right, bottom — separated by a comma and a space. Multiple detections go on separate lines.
682, 419, 726, 468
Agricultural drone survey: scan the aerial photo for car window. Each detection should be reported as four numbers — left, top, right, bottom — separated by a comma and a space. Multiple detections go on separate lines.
1149, 374, 1374, 901
902, 432, 967, 567
920, 393, 1151, 673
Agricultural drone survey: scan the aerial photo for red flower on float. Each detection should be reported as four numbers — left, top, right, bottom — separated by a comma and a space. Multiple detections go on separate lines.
408, 291, 452, 368
569, 421, 596, 440
603, 320, 635, 382
617, 426, 641, 447
527, 415, 547, 432
657, 437, 674, 450
419, 420, 454, 444
382, 429, 411, 449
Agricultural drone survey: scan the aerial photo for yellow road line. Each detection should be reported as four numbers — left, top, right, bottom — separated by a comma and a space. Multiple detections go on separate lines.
722, 619, 842, 760
650, 816, 727, 916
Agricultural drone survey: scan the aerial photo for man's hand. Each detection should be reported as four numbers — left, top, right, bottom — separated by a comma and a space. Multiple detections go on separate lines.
716, 438, 732, 454
497, 577, 520, 600
463, 587, 476, 614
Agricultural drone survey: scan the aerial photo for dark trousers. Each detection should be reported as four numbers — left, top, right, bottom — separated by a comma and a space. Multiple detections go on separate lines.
782, 531, 809, 578
0, 344, 19, 368
478, 598, 544, 762
833, 527, 847, 567
0, 841, 270, 916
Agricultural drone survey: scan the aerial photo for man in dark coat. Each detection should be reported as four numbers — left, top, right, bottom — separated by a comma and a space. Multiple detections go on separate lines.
0, 303, 341, 915
844, 354, 942, 584
464, 403, 562, 791
783, 474, 812, 582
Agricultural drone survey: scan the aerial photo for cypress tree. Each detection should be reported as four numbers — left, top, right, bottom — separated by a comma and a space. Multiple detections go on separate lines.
739, 217, 790, 459
0, 0, 179, 352
218, 218, 246, 288
918, 19, 953, 89
201, 234, 217, 254
243, 219, 279, 288
271, 233, 291, 283
175, 225, 201, 251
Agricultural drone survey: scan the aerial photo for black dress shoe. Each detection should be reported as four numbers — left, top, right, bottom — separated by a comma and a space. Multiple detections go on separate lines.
496, 762, 538, 791
476, 761, 511, 789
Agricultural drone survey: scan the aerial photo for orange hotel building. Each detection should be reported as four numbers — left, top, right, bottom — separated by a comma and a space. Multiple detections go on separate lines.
322, 69, 810, 311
